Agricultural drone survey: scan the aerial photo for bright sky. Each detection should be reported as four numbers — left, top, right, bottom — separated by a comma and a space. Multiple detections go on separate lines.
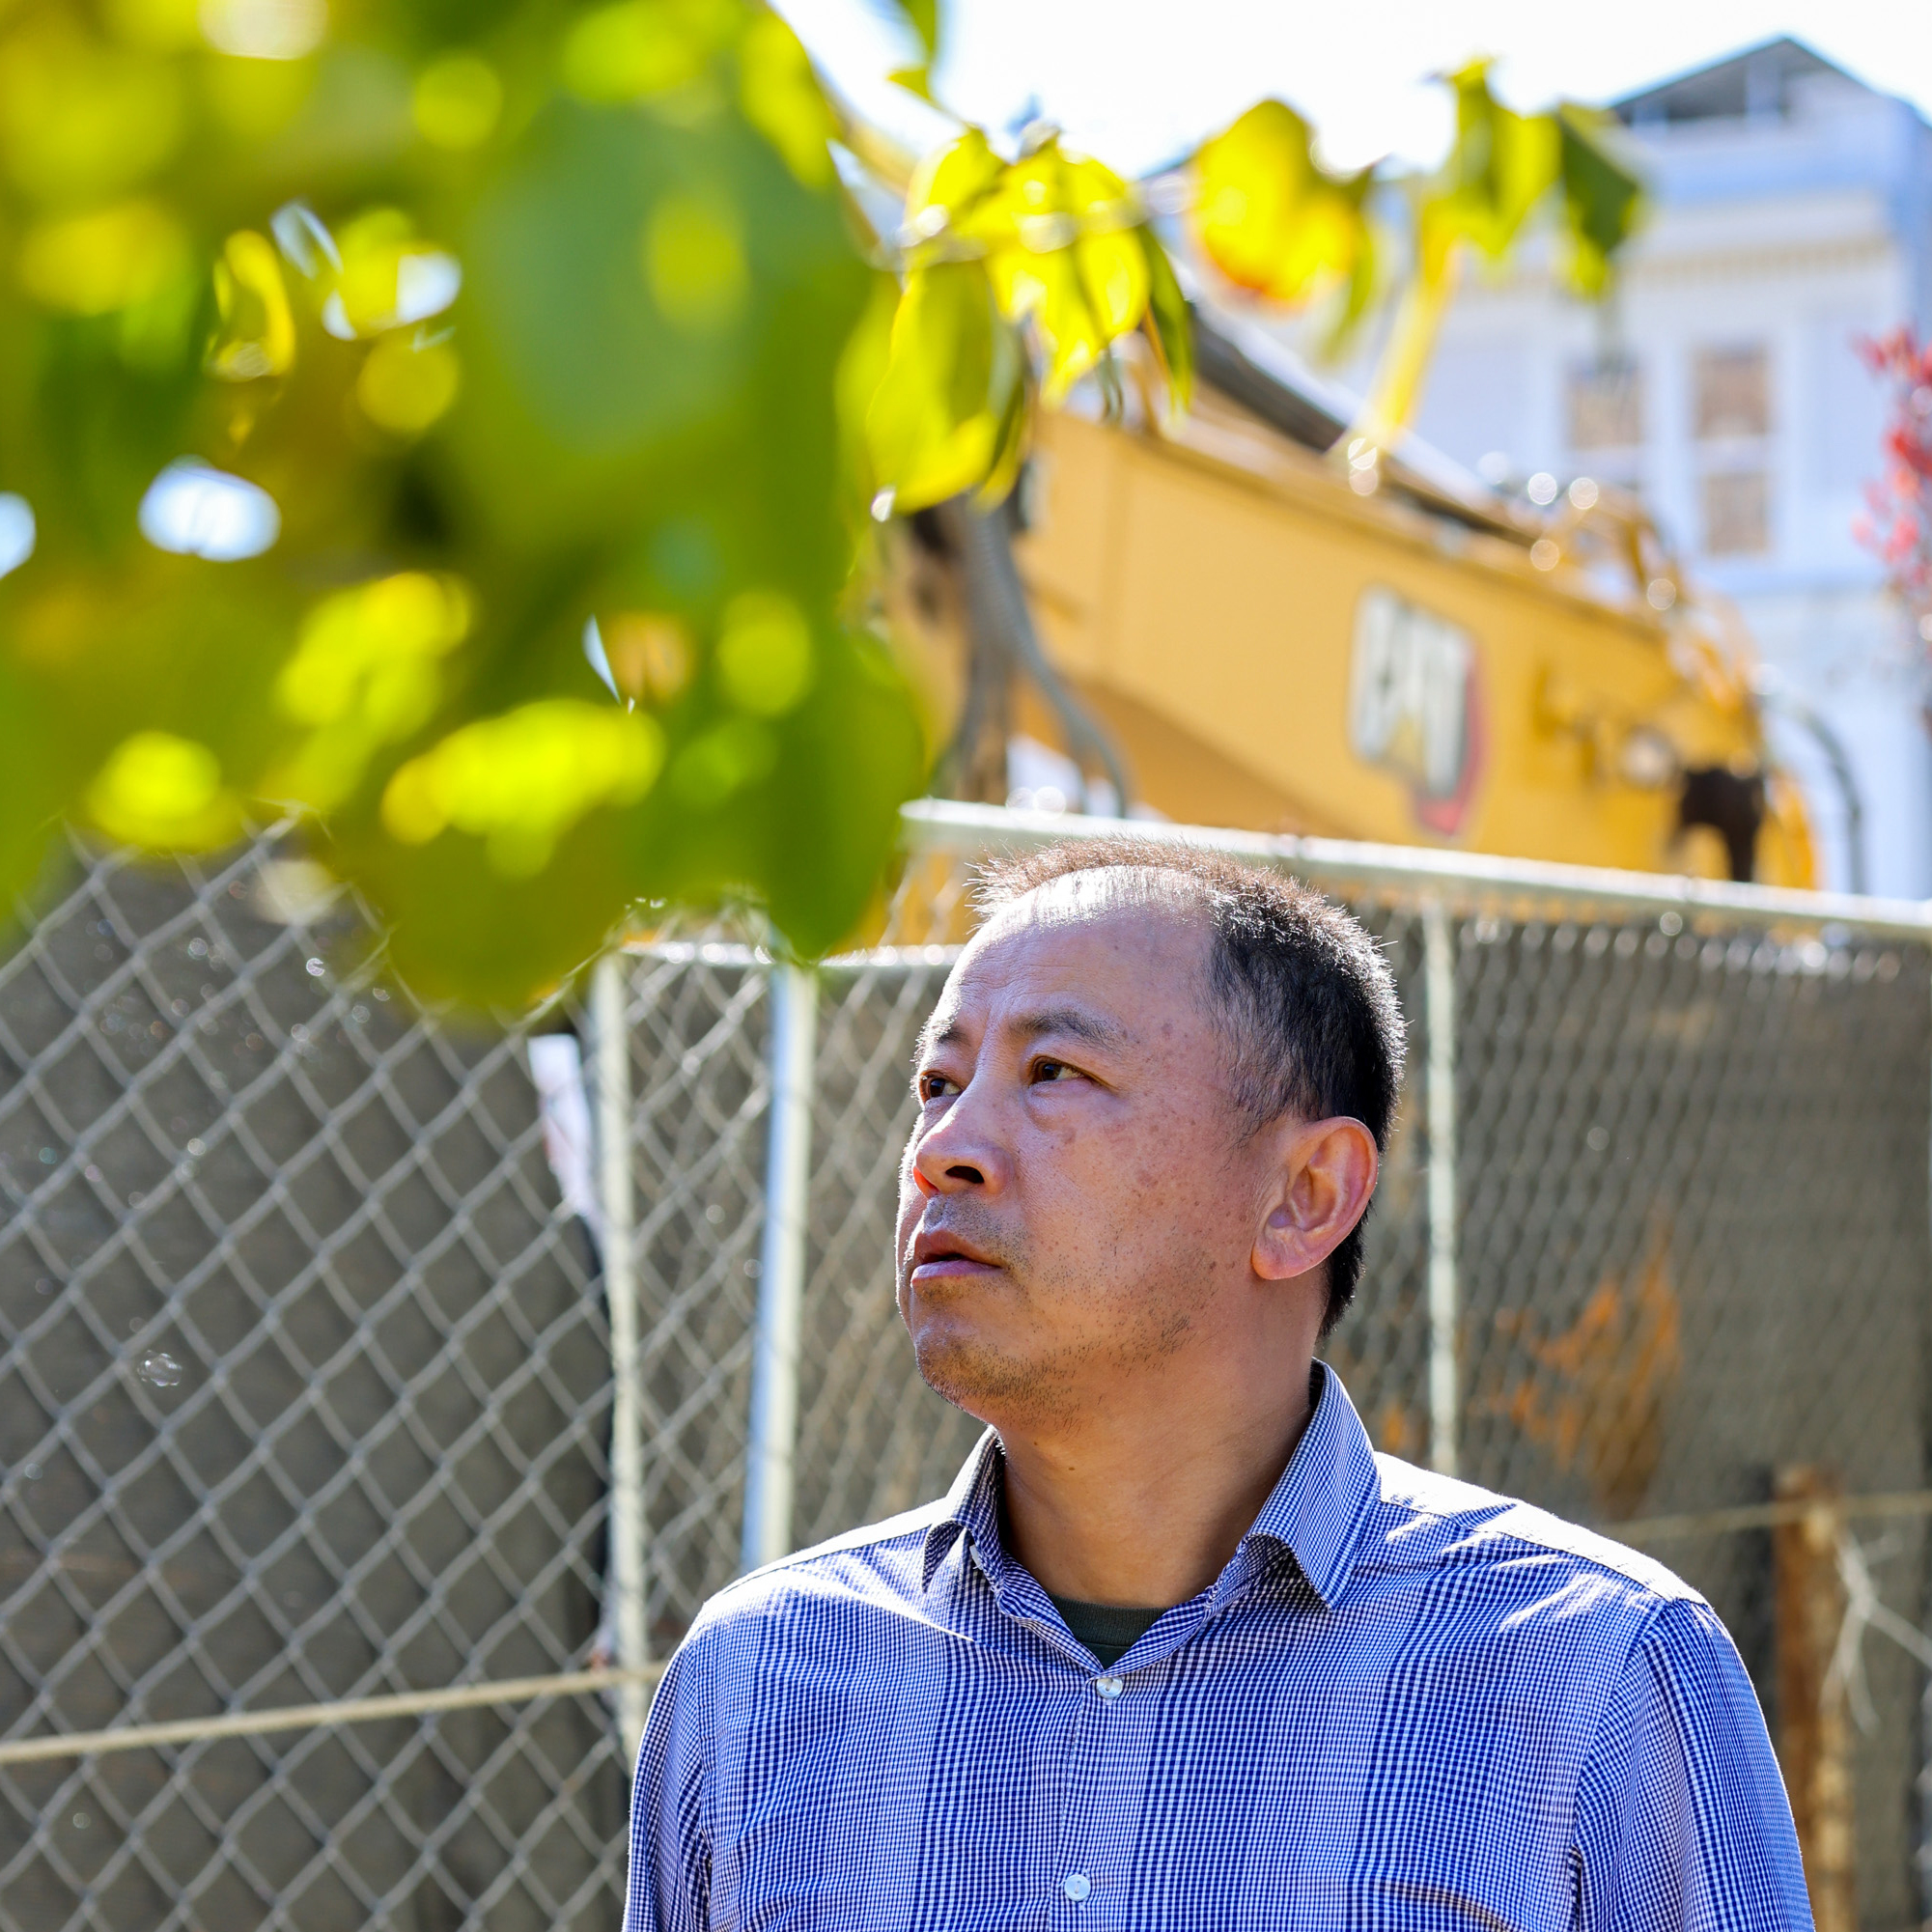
777, 0, 1932, 176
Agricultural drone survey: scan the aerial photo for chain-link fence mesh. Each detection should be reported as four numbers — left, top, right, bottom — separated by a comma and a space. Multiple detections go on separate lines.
5, 813, 1931, 1929
0, 833, 629, 1930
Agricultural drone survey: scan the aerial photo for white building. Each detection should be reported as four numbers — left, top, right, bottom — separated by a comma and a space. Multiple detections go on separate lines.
1406, 38, 1932, 896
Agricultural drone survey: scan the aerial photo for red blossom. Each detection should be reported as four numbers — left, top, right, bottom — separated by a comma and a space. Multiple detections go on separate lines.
1857, 326, 1932, 651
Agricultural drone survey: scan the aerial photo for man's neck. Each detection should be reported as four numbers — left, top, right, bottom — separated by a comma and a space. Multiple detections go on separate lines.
993, 1365, 1319, 1609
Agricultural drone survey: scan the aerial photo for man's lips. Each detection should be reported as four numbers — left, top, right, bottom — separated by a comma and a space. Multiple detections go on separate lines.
909, 1229, 1002, 1281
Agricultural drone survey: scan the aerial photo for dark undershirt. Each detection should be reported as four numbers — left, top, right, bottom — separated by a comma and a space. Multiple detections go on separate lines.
1027, 1367, 1328, 1668
1047, 1595, 1164, 1667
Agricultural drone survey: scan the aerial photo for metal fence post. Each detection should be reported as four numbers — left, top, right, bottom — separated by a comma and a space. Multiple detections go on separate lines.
1775, 1467, 1857, 1932
591, 951, 650, 1770
1921, 971, 1932, 1929
742, 962, 819, 1573
1422, 900, 1459, 1478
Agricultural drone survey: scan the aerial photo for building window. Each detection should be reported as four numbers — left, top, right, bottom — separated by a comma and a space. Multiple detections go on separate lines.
1702, 470, 1769, 555
1694, 345, 1771, 439
1567, 357, 1643, 450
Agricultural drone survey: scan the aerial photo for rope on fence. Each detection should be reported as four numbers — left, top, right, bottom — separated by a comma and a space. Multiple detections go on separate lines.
1612, 1488, 1932, 1545
0, 1664, 667, 1767
12, 1488, 1932, 1769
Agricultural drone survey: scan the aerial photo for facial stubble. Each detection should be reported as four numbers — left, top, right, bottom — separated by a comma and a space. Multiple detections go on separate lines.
898, 1200, 1220, 1431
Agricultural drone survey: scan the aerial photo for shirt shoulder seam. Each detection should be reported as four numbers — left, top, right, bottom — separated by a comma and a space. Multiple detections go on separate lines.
1371, 1455, 1699, 1603
699, 1498, 954, 1610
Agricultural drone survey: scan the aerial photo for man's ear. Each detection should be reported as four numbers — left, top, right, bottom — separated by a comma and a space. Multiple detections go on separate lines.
1252, 1116, 1380, 1283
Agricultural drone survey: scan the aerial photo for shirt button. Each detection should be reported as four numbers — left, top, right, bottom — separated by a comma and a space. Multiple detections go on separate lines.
1063, 1873, 1091, 1901
1094, 1674, 1123, 1699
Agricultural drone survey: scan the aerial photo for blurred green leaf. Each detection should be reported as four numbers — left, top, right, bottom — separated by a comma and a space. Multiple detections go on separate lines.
1350, 62, 1643, 437
0, 0, 1639, 1006
1556, 104, 1643, 297
337, 617, 922, 1002
884, 0, 938, 101
1139, 229, 1193, 411
892, 0, 939, 62
1418, 61, 1560, 282
0, 0, 928, 1005
0, 657, 80, 908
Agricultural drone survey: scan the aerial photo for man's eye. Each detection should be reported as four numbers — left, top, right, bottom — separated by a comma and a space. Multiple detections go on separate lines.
1032, 1059, 1074, 1083
918, 1073, 958, 1103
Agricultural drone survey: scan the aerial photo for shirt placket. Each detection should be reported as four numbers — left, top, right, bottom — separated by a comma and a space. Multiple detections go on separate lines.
1036, 1639, 1171, 1926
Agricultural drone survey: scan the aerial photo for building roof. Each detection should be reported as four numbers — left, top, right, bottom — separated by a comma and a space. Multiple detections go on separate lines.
1611, 36, 1861, 126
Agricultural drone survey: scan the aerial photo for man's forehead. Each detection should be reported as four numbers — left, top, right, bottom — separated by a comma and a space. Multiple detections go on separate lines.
987, 863, 1208, 928
920, 879, 1211, 1047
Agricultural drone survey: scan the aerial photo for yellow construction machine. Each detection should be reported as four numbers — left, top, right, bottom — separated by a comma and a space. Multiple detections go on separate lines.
890, 310, 1818, 886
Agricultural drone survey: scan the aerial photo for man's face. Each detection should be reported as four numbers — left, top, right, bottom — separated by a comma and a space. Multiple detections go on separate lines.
895, 877, 1280, 1429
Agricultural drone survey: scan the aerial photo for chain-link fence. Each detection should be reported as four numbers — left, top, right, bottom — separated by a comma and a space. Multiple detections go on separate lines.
5, 802, 1931, 1929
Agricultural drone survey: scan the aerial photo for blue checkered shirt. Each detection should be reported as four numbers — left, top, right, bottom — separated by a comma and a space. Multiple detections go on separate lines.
626, 1366, 1810, 1929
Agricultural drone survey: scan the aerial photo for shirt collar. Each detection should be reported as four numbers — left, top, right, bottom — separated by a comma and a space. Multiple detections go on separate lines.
1231, 1361, 1383, 1609
919, 1363, 1383, 1612
921, 1427, 1006, 1595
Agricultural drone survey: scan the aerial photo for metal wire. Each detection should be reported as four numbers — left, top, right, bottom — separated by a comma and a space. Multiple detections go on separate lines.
5, 810, 1932, 1928
0, 1670, 666, 1769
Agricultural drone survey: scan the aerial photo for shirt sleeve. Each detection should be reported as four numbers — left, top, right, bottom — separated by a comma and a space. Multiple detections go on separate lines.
1574, 1596, 1812, 1931
623, 1644, 713, 1932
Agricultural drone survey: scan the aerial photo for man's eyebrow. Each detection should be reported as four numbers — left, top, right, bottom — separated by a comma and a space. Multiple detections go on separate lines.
912, 1005, 1129, 1066
917, 1018, 966, 1061
1006, 1005, 1129, 1050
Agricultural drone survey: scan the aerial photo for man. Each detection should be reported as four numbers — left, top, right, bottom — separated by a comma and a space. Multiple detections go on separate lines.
628, 838, 1809, 1930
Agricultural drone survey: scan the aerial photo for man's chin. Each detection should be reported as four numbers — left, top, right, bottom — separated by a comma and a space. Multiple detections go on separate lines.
910, 1326, 1077, 1427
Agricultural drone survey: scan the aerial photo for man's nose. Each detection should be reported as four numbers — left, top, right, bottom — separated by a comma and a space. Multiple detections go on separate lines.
910, 1082, 1013, 1197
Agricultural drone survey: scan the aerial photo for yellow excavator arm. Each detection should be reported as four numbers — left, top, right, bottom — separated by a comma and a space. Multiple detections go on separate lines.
896, 317, 1815, 888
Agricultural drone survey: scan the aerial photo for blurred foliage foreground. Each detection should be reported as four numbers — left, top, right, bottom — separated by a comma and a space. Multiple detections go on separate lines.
0, 0, 1639, 1005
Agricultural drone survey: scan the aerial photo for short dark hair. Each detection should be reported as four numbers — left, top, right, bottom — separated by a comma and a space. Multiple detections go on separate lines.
973, 836, 1406, 1332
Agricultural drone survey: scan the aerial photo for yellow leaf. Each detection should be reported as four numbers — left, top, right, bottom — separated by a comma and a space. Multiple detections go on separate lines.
1078, 228, 1149, 338
0, 26, 184, 207
561, 0, 734, 103
1139, 228, 1193, 412
988, 246, 1084, 399
320, 209, 462, 338
601, 612, 694, 704
357, 334, 462, 434
912, 132, 1149, 408
643, 190, 747, 332
866, 260, 1021, 511
738, 12, 832, 185
413, 53, 503, 151
208, 229, 295, 379
835, 272, 899, 502
1194, 99, 1372, 309
87, 732, 238, 850
18, 198, 186, 316
905, 126, 1004, 236
716, 590, 813, 714
1418, 62, 1560, 282
381, 701, 666, 876
269, 574, 472, 810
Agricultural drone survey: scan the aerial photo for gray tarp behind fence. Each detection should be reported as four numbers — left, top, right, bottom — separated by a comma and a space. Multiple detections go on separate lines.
4, 809, 1931, 1928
